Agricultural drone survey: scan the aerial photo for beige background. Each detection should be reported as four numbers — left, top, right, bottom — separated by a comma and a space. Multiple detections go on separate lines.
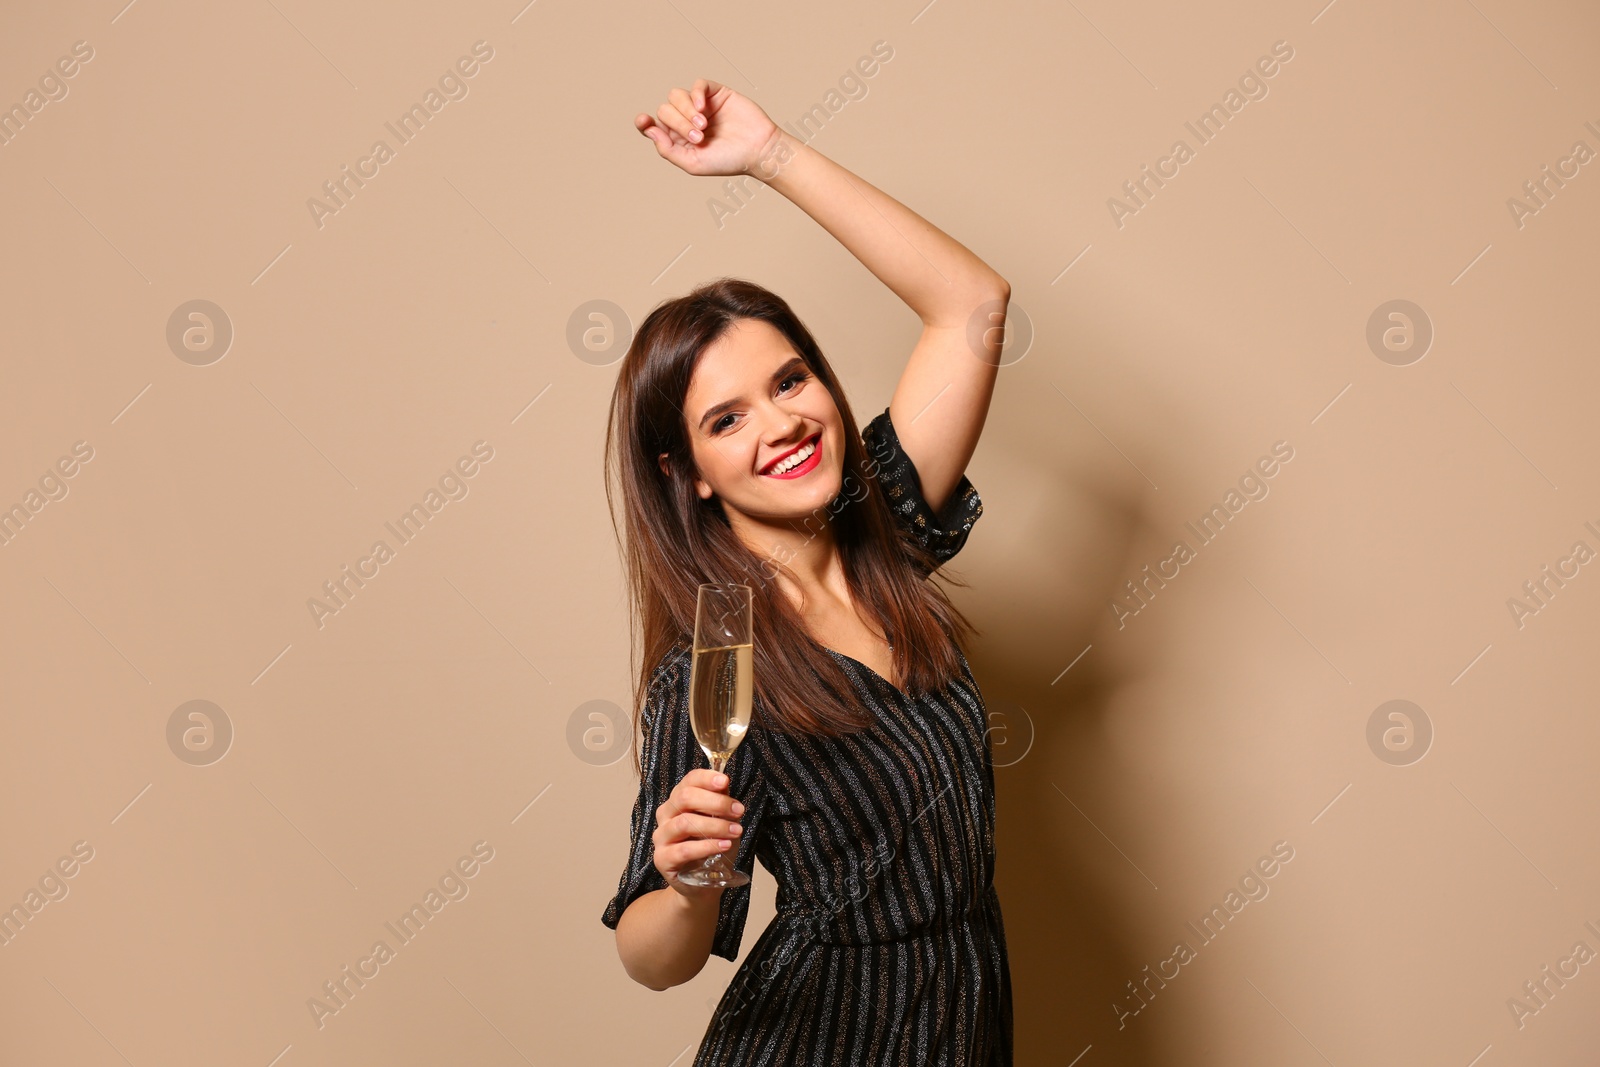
1, 0, 1597, 1064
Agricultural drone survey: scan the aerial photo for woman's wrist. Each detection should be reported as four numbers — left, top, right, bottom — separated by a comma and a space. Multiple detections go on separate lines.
667, 877, 726, 909
743, 124, 801, 185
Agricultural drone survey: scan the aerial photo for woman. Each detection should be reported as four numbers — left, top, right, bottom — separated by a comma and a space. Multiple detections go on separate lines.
601, 78, 1013, 1065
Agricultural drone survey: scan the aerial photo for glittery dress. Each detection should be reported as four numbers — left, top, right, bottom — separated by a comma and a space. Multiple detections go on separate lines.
602, 406, 1012, 1065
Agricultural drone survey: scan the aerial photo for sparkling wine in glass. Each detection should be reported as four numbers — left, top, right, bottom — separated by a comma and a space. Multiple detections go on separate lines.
677, 582, 753, 889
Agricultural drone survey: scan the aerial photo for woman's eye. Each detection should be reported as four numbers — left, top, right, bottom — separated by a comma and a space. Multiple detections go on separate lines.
711, 373, 807, 434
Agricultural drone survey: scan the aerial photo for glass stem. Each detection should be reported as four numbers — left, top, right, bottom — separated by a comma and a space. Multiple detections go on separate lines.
705, 753, 731, 874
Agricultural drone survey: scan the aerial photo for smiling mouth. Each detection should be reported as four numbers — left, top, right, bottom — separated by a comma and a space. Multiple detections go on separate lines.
763, 433, 823, 478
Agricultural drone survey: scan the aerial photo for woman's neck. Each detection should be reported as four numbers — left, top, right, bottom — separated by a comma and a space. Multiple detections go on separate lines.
730, 509, 843, 612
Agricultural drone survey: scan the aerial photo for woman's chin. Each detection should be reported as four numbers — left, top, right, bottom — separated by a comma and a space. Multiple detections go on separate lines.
760, 469, 840, 511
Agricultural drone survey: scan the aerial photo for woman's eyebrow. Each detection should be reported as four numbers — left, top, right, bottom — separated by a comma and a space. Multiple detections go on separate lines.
697, 356, 807, 432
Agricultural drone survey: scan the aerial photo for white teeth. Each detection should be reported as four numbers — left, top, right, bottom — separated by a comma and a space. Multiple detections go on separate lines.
769, 440, 816, 474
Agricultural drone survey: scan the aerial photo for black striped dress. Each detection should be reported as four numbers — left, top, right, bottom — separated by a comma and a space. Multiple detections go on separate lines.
602, 406, 1012, 1065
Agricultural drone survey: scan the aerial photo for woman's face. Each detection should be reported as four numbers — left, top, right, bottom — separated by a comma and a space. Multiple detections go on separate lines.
662, 318, 844, 527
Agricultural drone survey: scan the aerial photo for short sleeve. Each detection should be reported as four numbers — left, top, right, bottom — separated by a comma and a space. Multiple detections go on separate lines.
862, 406, 984, 577
599, 641, 765, 962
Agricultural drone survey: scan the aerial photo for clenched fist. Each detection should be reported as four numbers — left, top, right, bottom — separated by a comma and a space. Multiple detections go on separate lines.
633, 78, 786, 179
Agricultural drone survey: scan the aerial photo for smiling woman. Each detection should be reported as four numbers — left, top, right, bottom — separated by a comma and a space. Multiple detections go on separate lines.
672, 321, 846, 513
601, 77, 1012, 1066
609, 279, 979, 734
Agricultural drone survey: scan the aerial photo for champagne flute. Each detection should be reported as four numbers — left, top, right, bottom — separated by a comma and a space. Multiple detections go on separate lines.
677, 582, 754, 888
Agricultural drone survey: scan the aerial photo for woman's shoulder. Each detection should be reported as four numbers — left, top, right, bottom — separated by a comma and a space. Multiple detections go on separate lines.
860, 406, 896, 457
860, 406, 984, 573
646, 637, 693, 691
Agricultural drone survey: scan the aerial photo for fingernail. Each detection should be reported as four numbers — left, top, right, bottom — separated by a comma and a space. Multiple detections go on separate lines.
694, 113, 705, 128
732, 801, 745, 815
715, 773, 728, 786
689, 129, 702, 141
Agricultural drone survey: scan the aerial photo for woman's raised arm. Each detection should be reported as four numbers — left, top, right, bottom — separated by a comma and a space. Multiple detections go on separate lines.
635, 77, 1010, 515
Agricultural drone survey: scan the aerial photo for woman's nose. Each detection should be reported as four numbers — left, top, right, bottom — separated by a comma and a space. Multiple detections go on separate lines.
769, 412, 804, 441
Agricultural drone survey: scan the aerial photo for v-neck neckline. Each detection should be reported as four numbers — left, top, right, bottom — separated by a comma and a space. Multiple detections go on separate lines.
822, 645, 909, 702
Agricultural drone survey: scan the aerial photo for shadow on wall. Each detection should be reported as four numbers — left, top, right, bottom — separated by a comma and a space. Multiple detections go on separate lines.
971, 364, 1201, 1067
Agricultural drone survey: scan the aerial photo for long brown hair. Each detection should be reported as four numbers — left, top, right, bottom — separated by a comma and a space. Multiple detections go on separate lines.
604, 278, 979, 777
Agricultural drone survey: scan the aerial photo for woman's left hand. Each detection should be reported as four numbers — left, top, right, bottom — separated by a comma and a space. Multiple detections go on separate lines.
634, 78, 782, 178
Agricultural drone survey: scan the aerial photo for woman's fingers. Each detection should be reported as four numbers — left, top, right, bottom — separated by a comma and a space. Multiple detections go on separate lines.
682, 784, 739, 817
685, 811, 743, 839
657, 830, 734, 881
654, 791, 741, 839
693, 78, 726, 113
659, 809, 741, 846
652, 765, 745, 883
655, 98, 699, 143
670, 837, 733, 870
651, 769, 742, 854
634, 82, 742, 172
667, 86, 704, 137
633, 113, 670, 148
